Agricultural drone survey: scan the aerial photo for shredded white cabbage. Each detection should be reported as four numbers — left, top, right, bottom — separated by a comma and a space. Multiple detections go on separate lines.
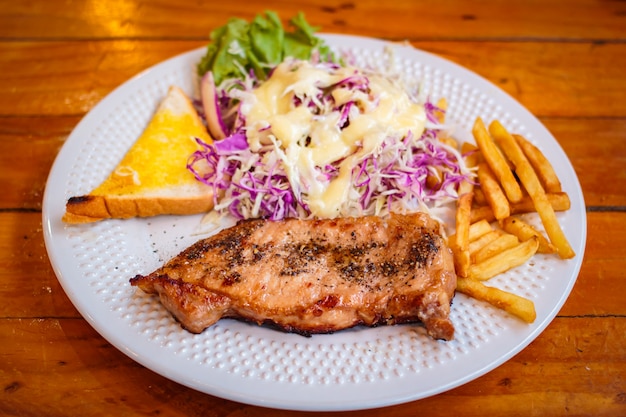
189, 54, 474, 228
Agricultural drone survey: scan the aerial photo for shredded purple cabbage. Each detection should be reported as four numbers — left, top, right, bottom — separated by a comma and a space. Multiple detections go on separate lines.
188, 60, 471, 221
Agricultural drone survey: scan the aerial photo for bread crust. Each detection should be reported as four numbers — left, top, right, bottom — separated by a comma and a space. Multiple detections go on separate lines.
63, 85, 215, 224
63, 193, 215, 223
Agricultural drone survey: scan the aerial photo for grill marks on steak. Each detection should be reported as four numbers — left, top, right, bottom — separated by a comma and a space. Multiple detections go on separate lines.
130, 213, 457, 340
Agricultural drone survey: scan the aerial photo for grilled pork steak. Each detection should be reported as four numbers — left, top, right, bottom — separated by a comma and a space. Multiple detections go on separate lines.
130, 212, 457, 340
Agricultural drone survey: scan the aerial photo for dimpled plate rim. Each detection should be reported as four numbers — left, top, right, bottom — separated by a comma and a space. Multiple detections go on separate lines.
42, 34, 586, 412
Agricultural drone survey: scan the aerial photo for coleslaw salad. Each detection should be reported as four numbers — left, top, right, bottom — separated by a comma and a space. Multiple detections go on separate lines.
188, 12, 473, 223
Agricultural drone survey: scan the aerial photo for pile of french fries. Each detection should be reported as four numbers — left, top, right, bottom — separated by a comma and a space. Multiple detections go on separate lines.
448, 116, 575, 324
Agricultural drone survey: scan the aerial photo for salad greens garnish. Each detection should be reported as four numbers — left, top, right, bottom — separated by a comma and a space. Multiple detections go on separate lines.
197, 11, 335, 85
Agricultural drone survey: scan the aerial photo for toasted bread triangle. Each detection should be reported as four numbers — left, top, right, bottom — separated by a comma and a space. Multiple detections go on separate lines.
63, 86, 214, 224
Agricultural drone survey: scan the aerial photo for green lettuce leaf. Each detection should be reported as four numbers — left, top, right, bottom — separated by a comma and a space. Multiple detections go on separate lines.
249, 11, 284, 65
284, 12, 332, 60
197, 17, 250, 85
197, 11, 335, 84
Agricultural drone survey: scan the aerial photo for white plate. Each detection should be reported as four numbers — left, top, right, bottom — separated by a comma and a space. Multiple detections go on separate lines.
42, 34, 586, 411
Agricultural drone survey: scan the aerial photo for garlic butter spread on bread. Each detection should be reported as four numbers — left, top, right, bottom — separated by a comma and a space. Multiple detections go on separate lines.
63, 86, 214, 224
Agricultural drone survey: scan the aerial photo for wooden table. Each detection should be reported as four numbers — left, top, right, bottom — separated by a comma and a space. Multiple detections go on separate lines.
1, 1, 624, 415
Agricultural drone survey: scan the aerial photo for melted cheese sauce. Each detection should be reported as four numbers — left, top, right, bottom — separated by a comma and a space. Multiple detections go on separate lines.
94, 105, 211, 195
242, 60, 426, 218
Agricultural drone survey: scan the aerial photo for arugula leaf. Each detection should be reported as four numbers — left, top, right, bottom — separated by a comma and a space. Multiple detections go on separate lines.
197, 11, 334, 84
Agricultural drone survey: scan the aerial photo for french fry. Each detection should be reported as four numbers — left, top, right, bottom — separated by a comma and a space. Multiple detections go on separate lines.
451, 140, 480, 277
512, 192, 571, 214
461, 141, 478, 154
434, 97, 448, 123
453, 117, 576, 326
514, 134, 562, 193
477, 162, 510, 220
489, 120, 575, 259
470, 205, 497, 224
469, 230, 502, 256
468, 219, 493, 241
426, 169, 443, 190
472, 117, 523, 203
461, 141, 483, 165
456, 277, 537, 323
440, 136, 459, 149
432, 99, 459, 148
470, 192, 571, 223
500, 216, 556, 254
472, 233, 520, 264
452, 192, 473, 277
459, 141, 480, 195
456, 174, 473, 196
450, 218, 493, 248
468, 237, 539, 281
473, 186, 487, 206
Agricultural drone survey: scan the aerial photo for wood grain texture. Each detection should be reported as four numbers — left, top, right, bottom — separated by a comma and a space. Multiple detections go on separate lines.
0, 0, 624, 41
0, 212, 78, 319
1, 317, 624, 416
1, 41, 625, 118
542, 118, 626, 207
559, 212, 626, 316
1, 0, 625, 415
0, 40, 202, 116
0, 116, 73, 210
